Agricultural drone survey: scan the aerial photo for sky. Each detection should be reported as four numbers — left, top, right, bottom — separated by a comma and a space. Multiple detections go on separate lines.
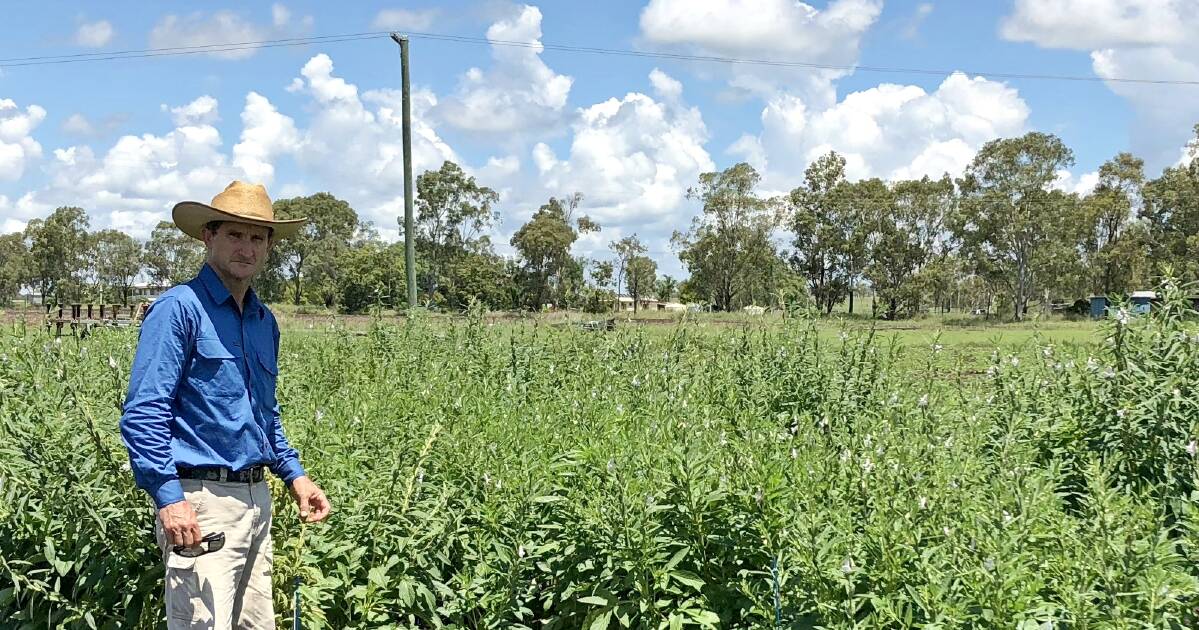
2, 0, 1198, 278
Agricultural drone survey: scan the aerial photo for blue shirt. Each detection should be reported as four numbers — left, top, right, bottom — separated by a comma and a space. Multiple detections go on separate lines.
120, 263, 306, 508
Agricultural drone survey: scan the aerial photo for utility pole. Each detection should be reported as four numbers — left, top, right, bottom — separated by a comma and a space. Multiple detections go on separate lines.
390, 33, 417, 309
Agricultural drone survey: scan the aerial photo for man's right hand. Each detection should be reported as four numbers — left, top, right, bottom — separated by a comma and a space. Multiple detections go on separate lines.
159, 500, 202, 548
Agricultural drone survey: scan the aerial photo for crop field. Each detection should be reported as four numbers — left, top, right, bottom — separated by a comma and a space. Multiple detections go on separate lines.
4, 291, 1199, 629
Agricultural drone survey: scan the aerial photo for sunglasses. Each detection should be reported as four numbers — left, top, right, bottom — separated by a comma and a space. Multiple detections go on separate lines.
172, 532, 225, 558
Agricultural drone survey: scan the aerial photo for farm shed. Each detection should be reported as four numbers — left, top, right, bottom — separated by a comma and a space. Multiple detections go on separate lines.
1130, 290, 1156, 315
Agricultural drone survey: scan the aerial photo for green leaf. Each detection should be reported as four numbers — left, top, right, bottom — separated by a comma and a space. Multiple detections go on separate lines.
670, 570, 705, 590
589, 609, 612, 630
578, 595, 608, 606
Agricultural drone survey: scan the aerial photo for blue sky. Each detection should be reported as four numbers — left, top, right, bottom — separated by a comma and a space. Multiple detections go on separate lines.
2, 1, 1197, 277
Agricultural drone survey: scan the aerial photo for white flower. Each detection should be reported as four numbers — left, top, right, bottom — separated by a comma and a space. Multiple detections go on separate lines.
107, 356, 118, 370
840, 449, 851, 462
120, 462, 131, 472
1002, 511, 1013, 525
1010, 357, 1020, 367
918, 394, 929, 409
518, 545, 526, 558
841, 557, 854, 573
932, 344, 943, 353
754, 487, 764, 505
861, 458, 874, 474
1116, 409, 1126, 419
1042, 346, 1053, 358
483, 472, 491, 486
1116, 308, 1130, 325
986, 366, 998, 377
79, 347, 88, 359
631, 376, 640, 387
315, 409, 324, 423
1187, 440, 1197, 457
607, 459, 616, 473
918, 496, 928, 510
983, 558, 996, 572
1087, 357, 1099, 370
839, 332, 849, 342
1102, 368, 1116, 380
790, 448, 798, 460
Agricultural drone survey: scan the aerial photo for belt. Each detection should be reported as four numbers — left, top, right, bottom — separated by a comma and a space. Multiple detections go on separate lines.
178, 465, 265, 483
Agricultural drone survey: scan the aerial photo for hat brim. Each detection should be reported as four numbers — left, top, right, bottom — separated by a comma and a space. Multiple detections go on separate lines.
172, 201, 306, 241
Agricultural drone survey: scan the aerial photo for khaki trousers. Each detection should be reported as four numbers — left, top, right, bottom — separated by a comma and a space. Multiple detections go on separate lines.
155, 478, 275, 629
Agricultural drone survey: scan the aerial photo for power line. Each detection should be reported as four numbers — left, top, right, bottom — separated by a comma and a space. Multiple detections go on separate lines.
1, 29, 1196, 87
0, 33, 389, 68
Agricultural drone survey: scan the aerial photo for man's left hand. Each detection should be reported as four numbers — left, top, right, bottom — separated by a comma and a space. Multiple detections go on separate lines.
288, 476, 331, 523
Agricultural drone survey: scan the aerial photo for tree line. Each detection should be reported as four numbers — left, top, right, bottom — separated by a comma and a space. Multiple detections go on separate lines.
2, 125, 1197, 320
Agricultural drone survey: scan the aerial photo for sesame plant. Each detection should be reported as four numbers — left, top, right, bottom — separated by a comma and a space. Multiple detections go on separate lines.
2, 285, 1199, 628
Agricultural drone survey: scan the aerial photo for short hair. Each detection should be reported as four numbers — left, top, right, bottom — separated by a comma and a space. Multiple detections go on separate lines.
203, 220, 274, 240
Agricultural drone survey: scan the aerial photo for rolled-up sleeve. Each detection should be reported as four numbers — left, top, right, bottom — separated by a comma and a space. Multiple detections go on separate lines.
119, 296, 191, 509
267, 322, 306, 485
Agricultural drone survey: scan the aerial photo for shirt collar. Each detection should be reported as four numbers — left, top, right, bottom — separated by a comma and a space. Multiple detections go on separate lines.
197, 263, 266, 320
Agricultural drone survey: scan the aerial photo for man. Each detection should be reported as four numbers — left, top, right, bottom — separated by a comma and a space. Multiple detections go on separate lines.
120, 181, 331, 629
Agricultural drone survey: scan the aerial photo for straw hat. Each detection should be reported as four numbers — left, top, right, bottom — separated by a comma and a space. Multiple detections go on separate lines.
172, 181, 306, 241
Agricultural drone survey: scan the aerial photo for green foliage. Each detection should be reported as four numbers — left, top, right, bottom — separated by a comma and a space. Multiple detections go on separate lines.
91, 230, 141, 305
511, 195, 595, 310
954, 132, 1079, 320
413, 161, 501, 303
25, 207, 90, 303
143, 221, 204, 290
675, 162, 778, 311
0, 232, 30, 304
272, 193, 363, 307
335, 242, 409, 314
7, 284, 1199, 626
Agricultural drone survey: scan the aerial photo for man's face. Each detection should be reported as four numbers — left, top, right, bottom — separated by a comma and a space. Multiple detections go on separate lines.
202, 222, 273, 283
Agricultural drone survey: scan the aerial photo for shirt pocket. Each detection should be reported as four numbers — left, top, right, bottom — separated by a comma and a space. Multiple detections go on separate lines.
253, 343, 279, 408
189, 336, 241, 400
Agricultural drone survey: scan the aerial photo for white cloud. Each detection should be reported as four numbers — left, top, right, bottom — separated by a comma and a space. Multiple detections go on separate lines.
61, 113, 94, 136
1053, 169, 1101, 195
271, 4, 291, 28
902, 3, 934, 40
233, 92, 299, 185
371, 8, 438, 31
436, 5, 573, 135
149, 6, 312, 60
639, 0, 883, 106
531, 69, 714, 238
150, 12, 267, 60
1000, 0, 1199, 170
282, 54, 459, 235
75, 20, 114, 47
5, 98, 243, 238
168, 95, 219, 127
731, 72, 1030, 187
0, 99, 46, 182
1001, 0, 1187, 49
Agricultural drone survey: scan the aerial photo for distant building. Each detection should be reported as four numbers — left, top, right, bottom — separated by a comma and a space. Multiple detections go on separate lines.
659, 302, 686, 312
616, 294, 659, 312
131, 282, 171, 301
